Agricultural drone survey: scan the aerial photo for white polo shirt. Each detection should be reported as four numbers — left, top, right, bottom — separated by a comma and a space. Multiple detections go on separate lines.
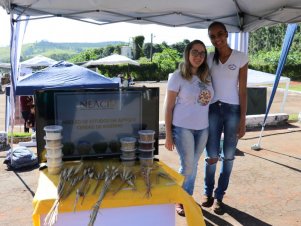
207, 50, 248, 105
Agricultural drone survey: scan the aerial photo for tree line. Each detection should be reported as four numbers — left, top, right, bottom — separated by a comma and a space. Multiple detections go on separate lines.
248, 23, 301, 80
70, 23, 301, 81
1, 23, 300, 81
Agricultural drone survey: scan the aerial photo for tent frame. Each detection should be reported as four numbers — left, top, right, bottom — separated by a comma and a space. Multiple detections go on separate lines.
2, 0, 301, 32
1, 0, 301, 151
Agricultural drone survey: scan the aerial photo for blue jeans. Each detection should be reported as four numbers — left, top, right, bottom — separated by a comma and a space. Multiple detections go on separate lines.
173, 125, 209, 195
204, 101, 240, 201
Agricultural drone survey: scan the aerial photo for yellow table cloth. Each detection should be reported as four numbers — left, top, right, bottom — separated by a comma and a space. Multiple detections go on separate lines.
32, 160, 205, 226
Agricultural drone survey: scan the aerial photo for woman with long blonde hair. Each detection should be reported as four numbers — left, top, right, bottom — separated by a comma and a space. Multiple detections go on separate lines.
165, 39, 214, 216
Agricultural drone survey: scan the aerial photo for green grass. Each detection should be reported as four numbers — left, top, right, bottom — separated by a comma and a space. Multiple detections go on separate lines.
266, 82, 301, 92
277, 83, 301, 92
7, 132, 32, 138
288, 113, 299, 123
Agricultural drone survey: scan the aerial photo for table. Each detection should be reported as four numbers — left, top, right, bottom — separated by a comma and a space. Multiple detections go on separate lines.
32, 160, 205, 226
40, 204, 175, 226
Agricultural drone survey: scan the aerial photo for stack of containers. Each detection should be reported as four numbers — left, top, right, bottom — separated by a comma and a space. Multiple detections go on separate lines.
44, 125, 63, 175
138, 130, 155, 167
120, 137, 137, 166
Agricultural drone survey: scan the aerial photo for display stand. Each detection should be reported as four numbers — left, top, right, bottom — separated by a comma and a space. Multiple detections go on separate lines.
32, 160, 205, 226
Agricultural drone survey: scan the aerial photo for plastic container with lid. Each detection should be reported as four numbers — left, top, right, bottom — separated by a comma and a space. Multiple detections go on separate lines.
120, 156, 136, 167
138, 130, 155, 142
120, 147, 136, 152
138, 149, 154, 158
138, 140, 155, 149
44, 125, 63, 139
139, 156, 153, 167
46, 154, 63, 165
120, 137, 137, 150
45, 145, 63, 157
48, 164, 63, 175
121, 150, 136, 159
44, 136, 62, 148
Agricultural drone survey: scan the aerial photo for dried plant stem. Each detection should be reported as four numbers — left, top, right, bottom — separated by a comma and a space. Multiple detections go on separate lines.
73, 167, 94, 212
113, 167, 136, 195
92, 171, 104, 195
141, 167, 152, 198
88, 166, 119, 226
44, 168, 70, 226
88, 180, 111, 226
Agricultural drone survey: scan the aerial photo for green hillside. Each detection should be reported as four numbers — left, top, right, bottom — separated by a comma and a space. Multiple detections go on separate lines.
0, 40, 126, 62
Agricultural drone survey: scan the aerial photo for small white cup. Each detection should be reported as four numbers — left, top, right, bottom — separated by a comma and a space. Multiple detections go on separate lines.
46, 146, 63, 158
46, 154, 63, 165
44, 136, 62, 148
48, 164, 63, 175
44, 125, 63, 139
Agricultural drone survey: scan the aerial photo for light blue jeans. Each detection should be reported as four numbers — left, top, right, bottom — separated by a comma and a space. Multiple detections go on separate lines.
173, 125, 209, 195
204, 101, 240, 201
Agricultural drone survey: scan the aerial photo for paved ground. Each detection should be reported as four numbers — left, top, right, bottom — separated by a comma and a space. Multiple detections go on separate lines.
0, 82, 301, 226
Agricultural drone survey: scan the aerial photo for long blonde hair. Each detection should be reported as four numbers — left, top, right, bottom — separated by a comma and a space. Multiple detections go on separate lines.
179, 39, 210, 84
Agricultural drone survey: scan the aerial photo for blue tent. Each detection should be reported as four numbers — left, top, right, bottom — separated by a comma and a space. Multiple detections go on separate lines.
15, 61, 118, 95
5, 61, 118, 131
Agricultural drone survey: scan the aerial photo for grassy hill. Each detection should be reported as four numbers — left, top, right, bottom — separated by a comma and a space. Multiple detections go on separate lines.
0, 40, 126, 62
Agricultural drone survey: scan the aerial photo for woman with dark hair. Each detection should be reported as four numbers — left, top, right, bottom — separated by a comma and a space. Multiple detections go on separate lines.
165, 40, 214, 216
201, 21, 248, 214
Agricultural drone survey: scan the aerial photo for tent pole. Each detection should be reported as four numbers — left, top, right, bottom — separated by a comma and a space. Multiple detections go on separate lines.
251, 124, 265, 150
251, 23, 298, 150
5, 93, 9, 132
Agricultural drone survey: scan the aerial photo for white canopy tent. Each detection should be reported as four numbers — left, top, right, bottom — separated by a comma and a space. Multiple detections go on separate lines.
247, 69, 290, 113
19, 55, 58, 77
20, 55, 58, 68
83, 54, 140, 67
0, 0, 301, 32
1, 0, 301, 89
247, 69, 291, 87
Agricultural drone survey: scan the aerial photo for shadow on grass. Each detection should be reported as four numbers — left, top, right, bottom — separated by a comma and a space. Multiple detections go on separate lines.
262, 148, 301, 161
2, 163, 39, 198
225, 203, 272, 226
243, 125, 301, 141
243, 151, 301, 173
202, 207, 234, 226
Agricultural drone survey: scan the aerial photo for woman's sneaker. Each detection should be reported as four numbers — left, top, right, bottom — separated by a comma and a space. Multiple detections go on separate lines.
201, 195, 214, 207
212, 199, 224, 215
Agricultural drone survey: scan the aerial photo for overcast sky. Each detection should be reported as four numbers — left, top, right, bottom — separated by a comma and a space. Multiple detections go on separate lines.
0, 8, 211, 48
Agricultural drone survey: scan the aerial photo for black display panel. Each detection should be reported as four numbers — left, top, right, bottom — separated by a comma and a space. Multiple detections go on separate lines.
35, 87, 159, 163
